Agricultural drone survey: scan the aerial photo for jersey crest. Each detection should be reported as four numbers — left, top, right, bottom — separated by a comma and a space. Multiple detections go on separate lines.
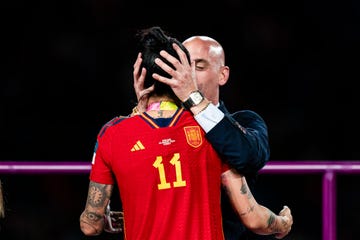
183, 126, 202, 148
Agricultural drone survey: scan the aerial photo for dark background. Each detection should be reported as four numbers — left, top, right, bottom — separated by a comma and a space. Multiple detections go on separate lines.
1, 0, 359, 239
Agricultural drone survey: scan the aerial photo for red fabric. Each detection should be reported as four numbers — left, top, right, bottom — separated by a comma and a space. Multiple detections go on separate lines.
90, 109, 225, 240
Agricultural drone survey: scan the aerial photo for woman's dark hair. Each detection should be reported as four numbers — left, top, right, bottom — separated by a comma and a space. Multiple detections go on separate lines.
136, 26, 191, 102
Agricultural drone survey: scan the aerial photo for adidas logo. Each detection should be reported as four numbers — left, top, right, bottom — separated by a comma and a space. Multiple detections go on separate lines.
131, 140, 145, 152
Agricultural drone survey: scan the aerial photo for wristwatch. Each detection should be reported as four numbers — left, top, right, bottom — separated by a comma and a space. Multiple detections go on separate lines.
182, 90, 205, 110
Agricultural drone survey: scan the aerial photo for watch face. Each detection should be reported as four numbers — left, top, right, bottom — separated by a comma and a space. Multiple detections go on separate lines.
192, 91, 204, 104
183, 91, 204, 109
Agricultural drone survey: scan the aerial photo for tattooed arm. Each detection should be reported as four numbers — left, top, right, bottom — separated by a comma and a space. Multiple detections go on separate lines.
80, 181, 114, 236
221, 169, 293, 239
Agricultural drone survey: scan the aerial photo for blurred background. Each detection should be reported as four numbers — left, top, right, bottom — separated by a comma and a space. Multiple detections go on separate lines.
1, 0, 359, 239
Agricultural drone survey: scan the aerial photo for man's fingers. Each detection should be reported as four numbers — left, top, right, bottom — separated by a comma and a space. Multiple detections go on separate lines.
104, 210, 124, 234
172, 43, 190, 65
154, 57, 176, 77
152, 73, 173, 86
159, 49, 180, 67
280, 205, 290, 215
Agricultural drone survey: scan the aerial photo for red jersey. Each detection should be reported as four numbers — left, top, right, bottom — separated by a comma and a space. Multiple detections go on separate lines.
90, 108, 226, 240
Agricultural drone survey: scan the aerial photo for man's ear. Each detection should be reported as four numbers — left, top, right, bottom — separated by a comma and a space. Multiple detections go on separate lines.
219, 66, 230, 86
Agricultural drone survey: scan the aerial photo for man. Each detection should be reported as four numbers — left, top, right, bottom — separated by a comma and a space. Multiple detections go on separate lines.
80, 26, 292, 240
133, 35, 272, 239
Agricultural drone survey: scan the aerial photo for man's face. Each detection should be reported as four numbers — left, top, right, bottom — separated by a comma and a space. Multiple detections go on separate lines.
184, 40, 222, 105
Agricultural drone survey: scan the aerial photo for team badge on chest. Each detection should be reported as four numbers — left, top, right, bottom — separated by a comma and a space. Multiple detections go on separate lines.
183, 126, 202, 148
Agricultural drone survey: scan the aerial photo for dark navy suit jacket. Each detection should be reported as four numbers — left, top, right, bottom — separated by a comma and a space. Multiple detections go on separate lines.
206, 101, 271, 240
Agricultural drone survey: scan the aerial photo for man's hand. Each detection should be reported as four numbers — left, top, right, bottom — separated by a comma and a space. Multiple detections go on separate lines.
104, 201, 124, 234
152, 43, 198, 102
274, 206, 293, 239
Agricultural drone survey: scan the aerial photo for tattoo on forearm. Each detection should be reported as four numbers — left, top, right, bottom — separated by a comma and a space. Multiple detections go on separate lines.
267, 212, 276, 227
240, 180, 253, 199
267, 211, 281, 233
81, 210, 103, 224
239, 205, 255, 216
239, 180, 256, 215
87, 182, 111, 207
240, 183, 247, 194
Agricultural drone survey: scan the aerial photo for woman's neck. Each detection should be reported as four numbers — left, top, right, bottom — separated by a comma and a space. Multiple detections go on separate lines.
146, 96, 178, 111
146, 100, 178, 111
145, 97, 179, 118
